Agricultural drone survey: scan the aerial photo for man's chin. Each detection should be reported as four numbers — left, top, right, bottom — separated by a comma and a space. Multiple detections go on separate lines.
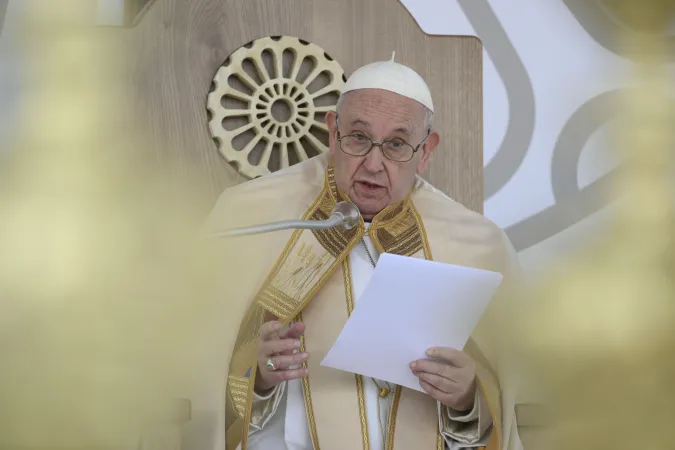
348, 190, 389, 220
352, 201, 386, 221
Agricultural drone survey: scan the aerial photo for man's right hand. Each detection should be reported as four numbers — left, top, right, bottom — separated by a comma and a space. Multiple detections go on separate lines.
255, 320, 309, 392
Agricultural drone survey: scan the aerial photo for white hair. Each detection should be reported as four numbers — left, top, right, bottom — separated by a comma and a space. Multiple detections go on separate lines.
335, 91, 434, 131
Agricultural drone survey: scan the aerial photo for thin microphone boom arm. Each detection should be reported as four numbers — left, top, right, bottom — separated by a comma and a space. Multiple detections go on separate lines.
206, 202, 361, 239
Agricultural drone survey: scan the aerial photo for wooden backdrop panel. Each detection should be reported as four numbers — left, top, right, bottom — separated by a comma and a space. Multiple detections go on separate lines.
124, 0, 483, 214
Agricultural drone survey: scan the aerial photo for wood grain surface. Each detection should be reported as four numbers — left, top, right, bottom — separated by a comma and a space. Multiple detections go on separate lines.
122, 0, 483, 213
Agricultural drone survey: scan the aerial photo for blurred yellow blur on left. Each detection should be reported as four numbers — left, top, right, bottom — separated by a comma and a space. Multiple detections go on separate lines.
0, 1, 230, 448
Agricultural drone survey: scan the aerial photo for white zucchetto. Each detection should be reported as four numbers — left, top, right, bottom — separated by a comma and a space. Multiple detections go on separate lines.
341, 51, 434, 113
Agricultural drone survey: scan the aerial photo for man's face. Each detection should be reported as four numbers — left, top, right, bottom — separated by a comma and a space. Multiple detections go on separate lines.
326, 89, 439, 220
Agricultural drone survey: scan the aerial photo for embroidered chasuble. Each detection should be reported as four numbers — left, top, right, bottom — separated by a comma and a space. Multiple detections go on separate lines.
204, 154, 522, 450
245, 229, 493, 450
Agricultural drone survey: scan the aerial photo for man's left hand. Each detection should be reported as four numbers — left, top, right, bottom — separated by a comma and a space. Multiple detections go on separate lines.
410, 347, 476, 412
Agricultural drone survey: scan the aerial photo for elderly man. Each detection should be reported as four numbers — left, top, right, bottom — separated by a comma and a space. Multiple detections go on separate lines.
205, 57, 522, 450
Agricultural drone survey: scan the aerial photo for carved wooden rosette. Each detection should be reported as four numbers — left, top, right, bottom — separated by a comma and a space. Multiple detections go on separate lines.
207, 36, 346, 179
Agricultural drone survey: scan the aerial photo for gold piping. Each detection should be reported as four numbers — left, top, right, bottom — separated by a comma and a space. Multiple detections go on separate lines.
385, 386, 402, 450
298, 312, 321, 450
355, 375, 370, 450
410, 203, 434, 260
436, 430, 444, 450
369, 196, 412, 230
343, 259, 371, 450
240, 364, 257, 450
369, 225, 386, 254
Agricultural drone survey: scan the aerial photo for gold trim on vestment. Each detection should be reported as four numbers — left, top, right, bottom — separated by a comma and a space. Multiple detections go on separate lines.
225, 166, 366, 450
385, 386, 402, 450
411, 202, 434, 259
224, 164, 504, 450
241, 363, 257, 450
298, 312, 321, 450
355, 374, 370, 449
342, 259, 371, 450
437, 431, 445, 450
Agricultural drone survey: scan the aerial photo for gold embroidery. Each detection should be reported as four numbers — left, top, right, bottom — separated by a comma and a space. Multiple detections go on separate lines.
370, 197, 409, 226
225, 164, 500, 450
368, 200, 425, 258
229, 305, 265, 375
241, 364, 257, 450
227, 375, 250, 418
254, 168, 365, 323
313, 209, 354, 256
342, 259, 355, 314
252, 229, 306, 322
355, 375, 370, 450
258, 244, 341, 322
257, 286, 295, 322
298, 312, 321, 450
277, 248, 332, 299
375, 227, 423, 257
343, 259, 370, 450
386, 386, 402, 450
225, 188, 327, 449
326, 165, 338, 200
437, 431, 444, 450
226, 174, 364, 449
411, 203, 434, 260
272, 242, 327, 300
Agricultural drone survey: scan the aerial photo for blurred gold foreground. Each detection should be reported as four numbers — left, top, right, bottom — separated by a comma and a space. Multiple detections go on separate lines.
513, 1, 675, 449
0, 1, 232, 448
1, 0, 674, 449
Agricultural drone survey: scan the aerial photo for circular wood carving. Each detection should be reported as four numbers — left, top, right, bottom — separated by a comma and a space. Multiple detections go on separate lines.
207, 36, 346, 179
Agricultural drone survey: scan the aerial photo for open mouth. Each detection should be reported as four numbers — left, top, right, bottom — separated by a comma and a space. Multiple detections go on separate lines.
357, 181, 384, 190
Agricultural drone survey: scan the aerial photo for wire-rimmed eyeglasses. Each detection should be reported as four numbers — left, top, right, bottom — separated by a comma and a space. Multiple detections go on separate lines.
335, 118, 430, 163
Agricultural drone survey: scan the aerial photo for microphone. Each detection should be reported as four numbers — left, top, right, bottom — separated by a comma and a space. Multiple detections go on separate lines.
206, 202, 361, 239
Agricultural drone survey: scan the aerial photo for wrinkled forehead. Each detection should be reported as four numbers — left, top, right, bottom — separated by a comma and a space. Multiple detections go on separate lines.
338, 89, 427, 135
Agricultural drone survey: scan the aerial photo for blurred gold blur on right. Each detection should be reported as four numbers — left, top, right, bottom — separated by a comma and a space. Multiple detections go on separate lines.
512, 1, 675, 449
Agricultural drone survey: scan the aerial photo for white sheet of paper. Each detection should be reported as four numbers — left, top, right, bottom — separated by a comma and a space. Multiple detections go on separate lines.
320, 253, 503, 393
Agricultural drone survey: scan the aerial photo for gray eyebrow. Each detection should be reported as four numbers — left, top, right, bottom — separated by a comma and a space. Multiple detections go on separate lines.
348, 119, 412, 138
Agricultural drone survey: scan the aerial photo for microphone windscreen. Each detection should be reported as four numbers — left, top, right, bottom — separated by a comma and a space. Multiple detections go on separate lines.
330, 202, 361, 230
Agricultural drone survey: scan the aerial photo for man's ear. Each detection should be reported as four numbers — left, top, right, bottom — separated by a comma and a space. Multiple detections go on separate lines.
416, 130, 440, 174
326, 110, 338, 157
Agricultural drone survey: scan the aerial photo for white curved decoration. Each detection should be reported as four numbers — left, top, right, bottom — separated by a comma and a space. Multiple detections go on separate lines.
399, 0, 667, 268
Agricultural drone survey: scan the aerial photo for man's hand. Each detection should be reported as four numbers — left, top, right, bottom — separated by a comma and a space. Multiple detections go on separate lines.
255, 320, 309, 392
410, 347, 476, 411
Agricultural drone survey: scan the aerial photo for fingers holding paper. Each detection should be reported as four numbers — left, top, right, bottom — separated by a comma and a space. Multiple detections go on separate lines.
410, 347, 476, 411
256, 320, 309, 392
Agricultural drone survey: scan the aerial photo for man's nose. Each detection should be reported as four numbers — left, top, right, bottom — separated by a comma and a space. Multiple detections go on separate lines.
363, 145, 385, 172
